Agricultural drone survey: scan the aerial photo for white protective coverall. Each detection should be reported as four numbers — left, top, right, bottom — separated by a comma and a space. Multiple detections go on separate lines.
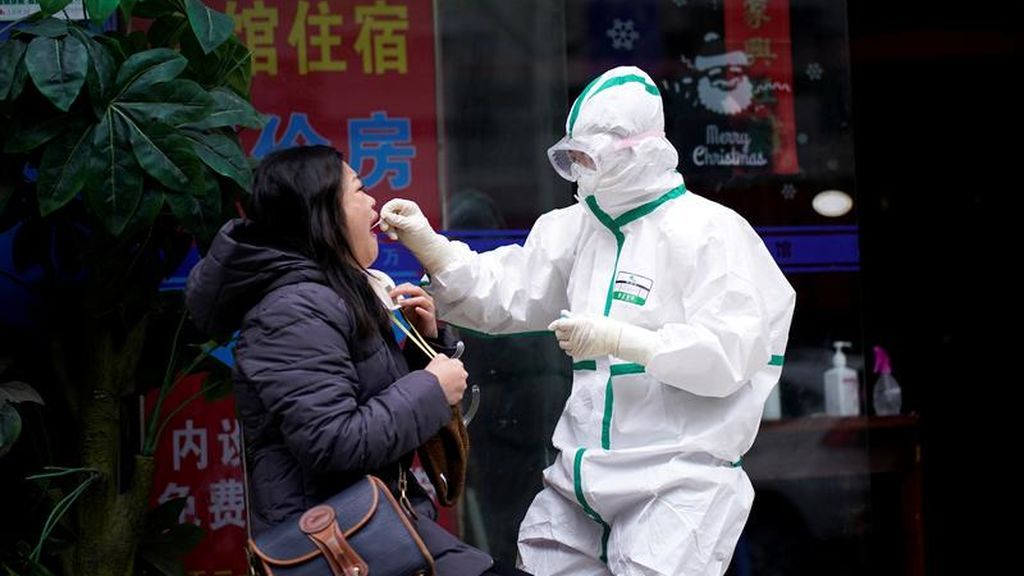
381, 66, 796, 576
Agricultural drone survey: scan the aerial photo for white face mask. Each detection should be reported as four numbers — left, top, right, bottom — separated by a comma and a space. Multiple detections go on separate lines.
575, 165, 601, 197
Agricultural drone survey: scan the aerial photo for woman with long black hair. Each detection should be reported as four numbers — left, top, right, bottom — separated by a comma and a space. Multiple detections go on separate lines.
186, 145, 525, 575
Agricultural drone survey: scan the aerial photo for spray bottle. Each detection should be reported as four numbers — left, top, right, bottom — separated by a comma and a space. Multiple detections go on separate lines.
824, 341, 860, 416
872, 346, 902, 416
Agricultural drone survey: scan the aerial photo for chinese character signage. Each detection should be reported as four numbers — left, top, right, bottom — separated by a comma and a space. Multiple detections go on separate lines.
211, 0, 442, 225
146, 374, 248, 575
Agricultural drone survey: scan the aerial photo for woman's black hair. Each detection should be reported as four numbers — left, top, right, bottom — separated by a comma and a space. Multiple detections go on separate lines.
248, 145, 389, 338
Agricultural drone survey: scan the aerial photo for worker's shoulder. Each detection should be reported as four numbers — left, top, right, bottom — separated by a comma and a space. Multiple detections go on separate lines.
533, 202, 588, 227
668, 189, 750, 225
659, 190, 758, 245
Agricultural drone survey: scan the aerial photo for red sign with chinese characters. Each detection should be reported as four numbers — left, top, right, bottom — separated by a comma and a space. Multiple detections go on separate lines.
210, 0, 442, 225
724, 0, 798, 174
146, 374, 248, 576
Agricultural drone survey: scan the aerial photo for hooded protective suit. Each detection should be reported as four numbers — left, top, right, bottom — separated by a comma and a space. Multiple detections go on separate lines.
381, 66, 796, 576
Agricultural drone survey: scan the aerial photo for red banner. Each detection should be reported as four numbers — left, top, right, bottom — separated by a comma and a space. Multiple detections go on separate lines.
146, 374, 248, 576
211, 0, 442, 225
724, 0, 798, 174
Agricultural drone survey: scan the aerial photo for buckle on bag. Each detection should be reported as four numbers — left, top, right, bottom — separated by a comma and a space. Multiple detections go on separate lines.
299, 505, 368, 576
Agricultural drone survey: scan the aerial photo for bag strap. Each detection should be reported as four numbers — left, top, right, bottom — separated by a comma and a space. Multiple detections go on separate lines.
239, 424, 264, 576
397, 462, 419, 520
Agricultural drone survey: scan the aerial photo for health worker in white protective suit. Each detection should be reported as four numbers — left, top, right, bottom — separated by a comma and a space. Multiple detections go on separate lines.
379, 65, 796, 576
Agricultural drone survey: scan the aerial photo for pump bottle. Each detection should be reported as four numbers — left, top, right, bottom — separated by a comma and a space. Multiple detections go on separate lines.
824, 341, 860, 416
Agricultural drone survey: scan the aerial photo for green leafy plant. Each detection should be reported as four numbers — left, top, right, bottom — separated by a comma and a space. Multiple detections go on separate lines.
0, 383, 44, 459
0, 1, 260, 574
0, 357, 45, 459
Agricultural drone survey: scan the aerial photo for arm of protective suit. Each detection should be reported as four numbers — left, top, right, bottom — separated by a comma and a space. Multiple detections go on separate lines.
644, 215, 796, 398
237, 284, 452, 475
423, 207, 580, 334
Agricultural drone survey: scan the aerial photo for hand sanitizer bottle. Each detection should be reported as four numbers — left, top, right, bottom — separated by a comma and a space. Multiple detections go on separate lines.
763, 384, 782, 420
872, 346, 902, 416
824, 341, 860, 416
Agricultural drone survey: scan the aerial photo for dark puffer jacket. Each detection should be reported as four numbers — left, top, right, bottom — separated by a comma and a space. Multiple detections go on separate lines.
186, 219, 492, 574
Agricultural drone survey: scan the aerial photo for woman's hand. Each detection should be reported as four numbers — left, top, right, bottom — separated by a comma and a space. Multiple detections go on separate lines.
425, 354, 467, 405
390, 283, 438, 339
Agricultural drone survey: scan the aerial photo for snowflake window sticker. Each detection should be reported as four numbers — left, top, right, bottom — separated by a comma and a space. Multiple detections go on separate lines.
781, 183, 797, 200
806, 62, 823, 81
607, 18, 640, 51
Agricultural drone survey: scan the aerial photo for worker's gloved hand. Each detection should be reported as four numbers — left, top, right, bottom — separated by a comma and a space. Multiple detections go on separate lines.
547, 311, 660, 365
379, 199, 457, 273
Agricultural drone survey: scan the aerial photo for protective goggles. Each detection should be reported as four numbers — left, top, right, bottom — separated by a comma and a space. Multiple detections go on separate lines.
547, 136, 602, 182
546, 130, 666, 182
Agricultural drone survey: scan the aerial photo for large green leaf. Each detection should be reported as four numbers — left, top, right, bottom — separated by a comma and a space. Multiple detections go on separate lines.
19, 18, 69, 38
119, 79, 213, 126
185, 0, 234, 55
165, 169, 220, 240
4, 115, 70, 153
37, 0, 75, 15
133, 0, 180, 19
0, 41, 28, 101
85, 0, 121, 23
87, 111, 144, 234
114, 48, 187, 95
69, 27, 116, 109
120, 0, 140, 18
147, 12, 188, 48
137, 496, 204, 576
36, 124, 94, 215
0, 401, 23, 458
117, 112, 200, 191
8, 59, 30, 100
219, 39, 253, 98
26, 35, 88, 112
184, 130, 251, 188
0, 381, 45, 405
94, 32, 128, 65
179, 86, 262, 130
182, 33, 251, 97
120, 189, 164, 239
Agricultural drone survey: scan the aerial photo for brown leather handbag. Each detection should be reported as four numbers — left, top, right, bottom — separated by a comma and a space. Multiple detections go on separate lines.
417, 404, 470, 506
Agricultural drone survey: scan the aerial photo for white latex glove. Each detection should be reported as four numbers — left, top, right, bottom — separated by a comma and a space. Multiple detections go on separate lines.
547, 311, 660, 365
379, 199, 456, 273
